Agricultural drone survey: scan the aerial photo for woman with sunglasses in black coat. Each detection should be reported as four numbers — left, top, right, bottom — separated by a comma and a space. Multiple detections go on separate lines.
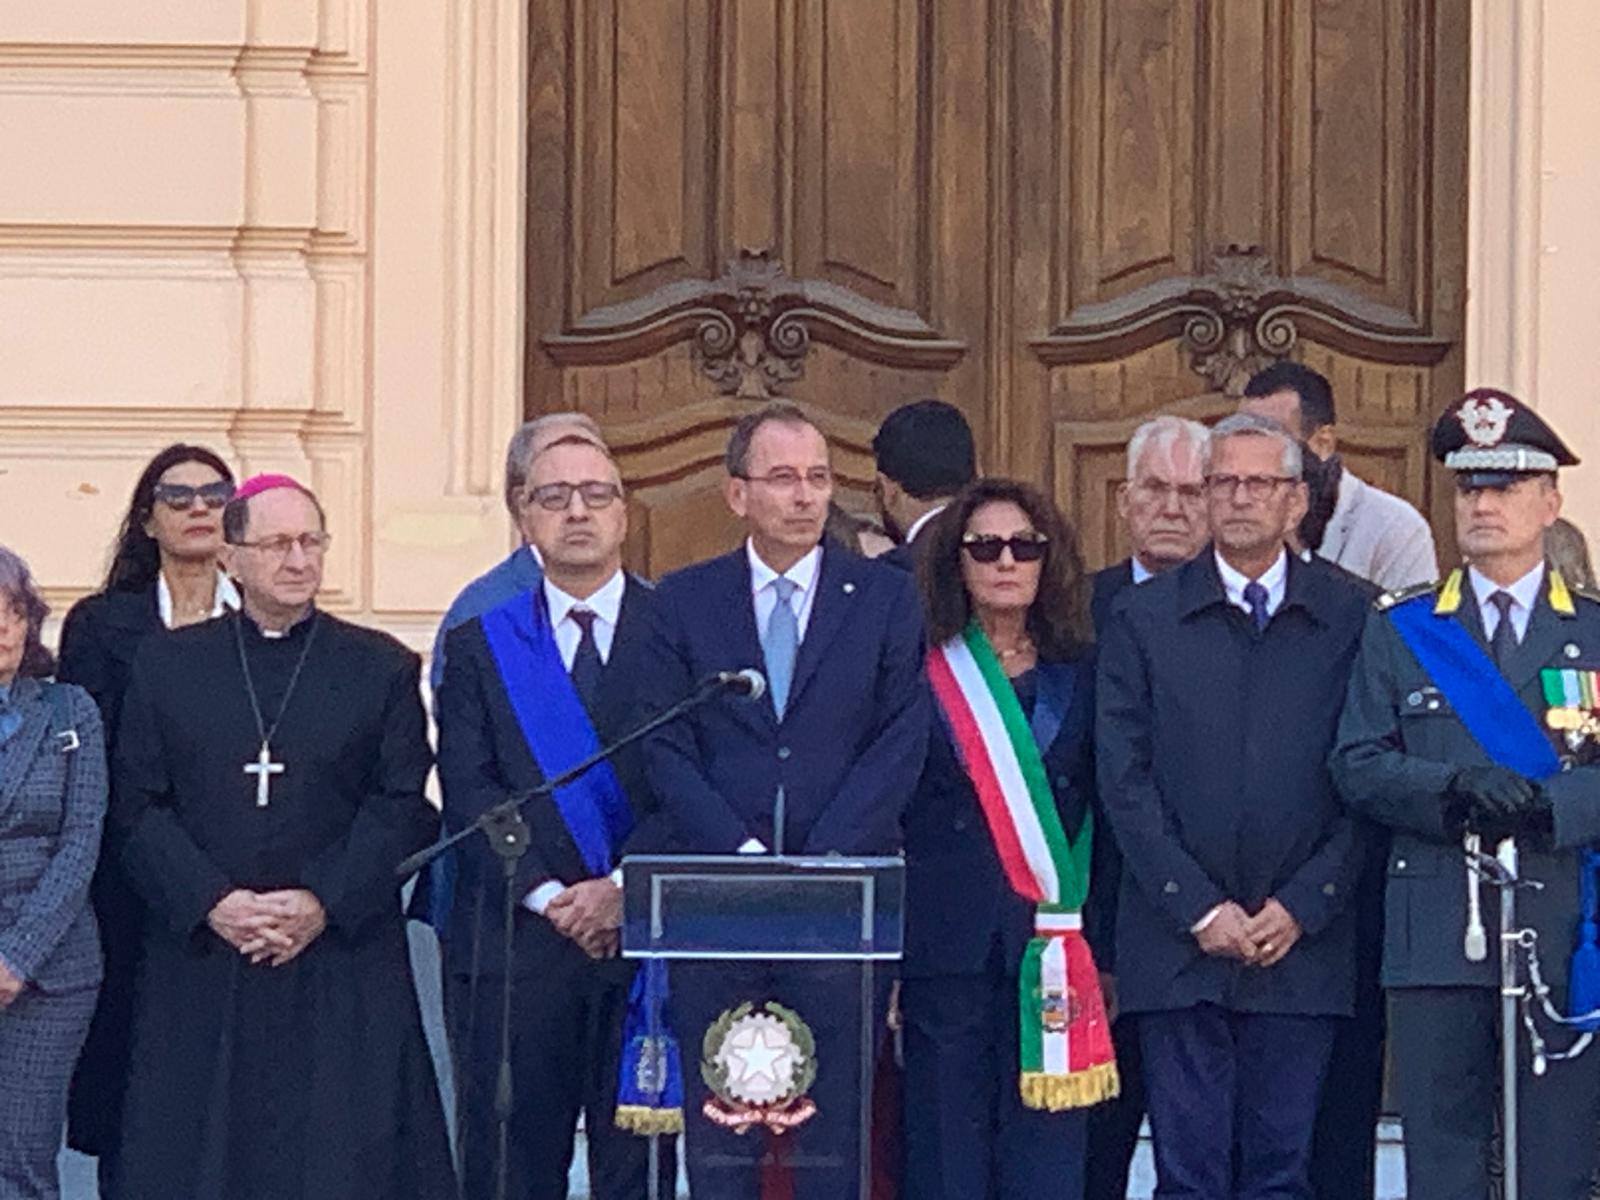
57, 443, 237, 1194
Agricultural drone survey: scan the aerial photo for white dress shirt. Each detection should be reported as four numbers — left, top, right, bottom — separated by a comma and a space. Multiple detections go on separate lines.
525, 569, 627, 916
157, 569, 240, 629
1214, 548, 1288, 619
1469, 561, 1545, 644
543, 570, 625, 668
748, 540, 822, 642
1130, 557, 1156, 585
903, 504, 948, 547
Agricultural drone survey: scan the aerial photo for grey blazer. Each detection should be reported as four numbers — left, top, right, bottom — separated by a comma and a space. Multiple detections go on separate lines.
0, 678, 106, 993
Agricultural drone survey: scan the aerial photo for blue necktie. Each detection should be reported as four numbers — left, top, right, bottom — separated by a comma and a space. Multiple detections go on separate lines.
1244, 580, 1271, 633
763, 576, 799, 718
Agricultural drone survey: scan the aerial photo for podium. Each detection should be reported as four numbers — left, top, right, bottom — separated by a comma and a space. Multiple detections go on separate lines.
621, 854, 905, 1200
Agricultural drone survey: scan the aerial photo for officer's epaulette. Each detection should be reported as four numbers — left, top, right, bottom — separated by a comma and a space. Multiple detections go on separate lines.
1374, 579, 1440, 612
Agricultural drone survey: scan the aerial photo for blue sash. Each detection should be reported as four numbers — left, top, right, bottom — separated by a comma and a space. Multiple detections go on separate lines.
480, 589, 684, 1131
480, 592, 633, 874
1389, 595, 1600, 1028
1388, 597, 1560, 780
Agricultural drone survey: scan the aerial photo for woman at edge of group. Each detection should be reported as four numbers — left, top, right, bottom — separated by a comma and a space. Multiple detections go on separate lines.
58, 444, 237, 1186
0, 546, 108, 1200
899, 477, 1119, 1200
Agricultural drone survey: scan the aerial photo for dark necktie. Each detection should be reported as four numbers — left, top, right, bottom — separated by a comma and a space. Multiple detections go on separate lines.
1489, 590, 1518, 669
1243, 580, 1271, 633
569, 608, 603, 709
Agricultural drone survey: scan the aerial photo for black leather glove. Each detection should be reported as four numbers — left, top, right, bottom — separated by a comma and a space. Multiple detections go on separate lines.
1448, 765, 1536, 824
1516, 785, 1556, 837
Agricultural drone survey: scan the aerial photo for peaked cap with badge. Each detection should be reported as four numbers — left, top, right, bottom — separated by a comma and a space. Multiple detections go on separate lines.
1431, 386, 1580, 488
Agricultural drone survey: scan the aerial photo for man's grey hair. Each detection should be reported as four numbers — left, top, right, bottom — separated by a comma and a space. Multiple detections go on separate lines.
724, 401, 823, 477
1125, 415, 1212, 479
504, 413, 605, 515
1204, 412, 1304, 480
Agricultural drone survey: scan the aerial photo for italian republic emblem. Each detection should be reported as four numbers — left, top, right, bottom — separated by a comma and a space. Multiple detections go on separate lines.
701, 1001, 818, 1133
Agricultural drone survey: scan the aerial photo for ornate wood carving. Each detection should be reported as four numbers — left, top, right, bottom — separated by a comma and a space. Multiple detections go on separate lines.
1031, 246, 1453, 393
543, 249, 966, 399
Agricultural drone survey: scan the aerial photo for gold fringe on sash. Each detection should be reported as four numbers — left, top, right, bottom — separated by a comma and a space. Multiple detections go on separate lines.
614, 1105, 685, 1136
1019, 1060, 1122, 1112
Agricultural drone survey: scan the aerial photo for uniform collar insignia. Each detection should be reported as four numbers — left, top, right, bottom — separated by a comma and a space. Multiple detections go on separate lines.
1433, 567, 1464, 616
1550, 567, 1577, 617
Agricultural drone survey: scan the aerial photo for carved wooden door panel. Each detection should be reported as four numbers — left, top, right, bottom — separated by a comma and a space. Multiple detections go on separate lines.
525, 0, 1468, 576
525, 0, 985, 576
1014, 0, 1468, 568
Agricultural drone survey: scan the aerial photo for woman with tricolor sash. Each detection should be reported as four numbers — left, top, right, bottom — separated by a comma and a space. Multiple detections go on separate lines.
900, 478, 1118, 1200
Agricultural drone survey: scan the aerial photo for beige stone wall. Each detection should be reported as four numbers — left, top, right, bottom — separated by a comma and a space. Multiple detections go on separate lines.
1469, 0, 1600, 550
0, 0, 526, 650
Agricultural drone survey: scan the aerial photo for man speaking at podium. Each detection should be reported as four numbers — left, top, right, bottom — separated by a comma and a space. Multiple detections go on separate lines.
641, 401, 929, 1199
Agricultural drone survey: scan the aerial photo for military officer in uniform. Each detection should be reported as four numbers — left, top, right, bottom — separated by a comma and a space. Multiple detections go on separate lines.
1332, 388, 1600, 1200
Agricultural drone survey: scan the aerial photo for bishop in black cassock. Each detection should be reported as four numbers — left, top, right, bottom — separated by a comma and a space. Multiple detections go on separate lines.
108, 474, 454, 1200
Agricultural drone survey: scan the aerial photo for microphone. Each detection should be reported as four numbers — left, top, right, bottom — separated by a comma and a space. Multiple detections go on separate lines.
715, 669, 767, 700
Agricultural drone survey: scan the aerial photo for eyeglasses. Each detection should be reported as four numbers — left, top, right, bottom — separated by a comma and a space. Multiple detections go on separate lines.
960, 532, 1049, 564
232, 532, 332, 559
153, 481, 235, 511
525, 481, 623, 511
1204, 474, 1295, 502
738, 467, 834, 490
1132, 479, 1205, 507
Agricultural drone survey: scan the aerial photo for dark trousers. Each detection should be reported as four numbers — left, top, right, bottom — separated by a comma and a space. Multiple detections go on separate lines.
1308, 1009, 1384, 1200
674, 961, 889, 1200
453, 958, 674, 1200
1085, 1013, 1146, 1200
1141, 1005, 1335, 1200
1390, 985, 1600, 1200
901, 966, 1087, 1200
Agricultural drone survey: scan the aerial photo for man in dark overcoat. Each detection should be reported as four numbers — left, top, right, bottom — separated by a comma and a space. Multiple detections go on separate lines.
1097, 412, 1369, 1200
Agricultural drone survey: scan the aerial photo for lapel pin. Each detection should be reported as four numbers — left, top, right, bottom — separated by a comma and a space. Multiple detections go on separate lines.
1566, 643, 1582, 660
843, 582, 855, 595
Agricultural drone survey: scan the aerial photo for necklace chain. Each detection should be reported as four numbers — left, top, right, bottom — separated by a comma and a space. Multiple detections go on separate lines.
233, 610, 321, 751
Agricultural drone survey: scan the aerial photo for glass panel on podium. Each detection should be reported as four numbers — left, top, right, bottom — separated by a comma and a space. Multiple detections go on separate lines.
621, 855, 904, 1200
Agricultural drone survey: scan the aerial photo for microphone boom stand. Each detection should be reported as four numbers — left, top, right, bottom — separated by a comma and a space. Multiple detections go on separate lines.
397, 672, 741, 1200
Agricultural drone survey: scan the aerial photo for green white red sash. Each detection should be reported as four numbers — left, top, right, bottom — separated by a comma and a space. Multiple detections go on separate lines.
926, 622, 1119, 1110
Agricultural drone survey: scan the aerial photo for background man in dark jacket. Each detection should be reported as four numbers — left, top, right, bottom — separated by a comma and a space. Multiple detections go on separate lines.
1086, 411, 1210, 1200
871, 398, 976, 573
1096, 412, 1369, 1200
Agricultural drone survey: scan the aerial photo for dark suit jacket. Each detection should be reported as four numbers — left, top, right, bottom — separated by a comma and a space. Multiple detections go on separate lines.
880, 516, 941, 575
1091, 560, 1136, 639
903, 656, 1116, 978
1332, 568, 1600, 993
436, 577, 661, 978
58, 586, 164, 756
641, 544, 929, 855
1096, 549, 1369, 1016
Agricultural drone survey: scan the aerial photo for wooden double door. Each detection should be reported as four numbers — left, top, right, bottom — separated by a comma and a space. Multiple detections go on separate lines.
525, 0, 1467, 576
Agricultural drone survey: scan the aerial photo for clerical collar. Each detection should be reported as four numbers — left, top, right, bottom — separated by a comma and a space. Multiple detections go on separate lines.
242, 607, 318, 641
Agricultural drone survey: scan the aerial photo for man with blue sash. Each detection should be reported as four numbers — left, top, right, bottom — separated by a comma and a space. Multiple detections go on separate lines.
437, 434, 677, 1199
1333, 388, 1600, 1200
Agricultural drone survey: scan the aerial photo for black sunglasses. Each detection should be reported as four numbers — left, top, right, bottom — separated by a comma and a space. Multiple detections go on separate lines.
960, 532, 1049, 564
152, 481, 235, 511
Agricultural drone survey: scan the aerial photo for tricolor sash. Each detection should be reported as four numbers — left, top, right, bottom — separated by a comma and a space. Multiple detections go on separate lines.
927, 622, 1119, 1110
480, 591, 684, 1132
1388, 575, 1600, 1030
